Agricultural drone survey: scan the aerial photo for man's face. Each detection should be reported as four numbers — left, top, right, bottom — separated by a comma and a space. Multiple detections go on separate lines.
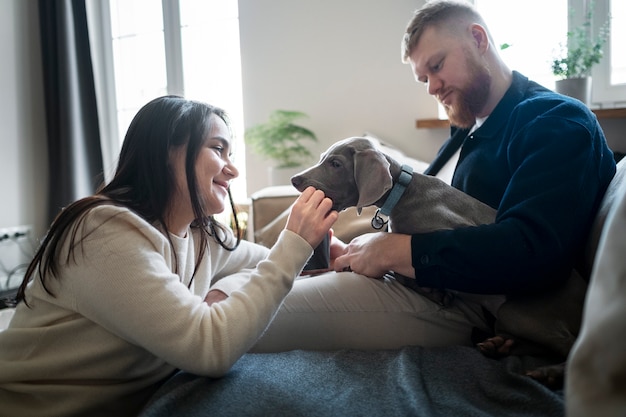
408, 25, 491, 128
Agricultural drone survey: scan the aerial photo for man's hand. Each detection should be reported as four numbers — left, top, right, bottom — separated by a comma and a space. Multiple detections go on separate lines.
328, 229, 347, 270
333, 232, 414, 278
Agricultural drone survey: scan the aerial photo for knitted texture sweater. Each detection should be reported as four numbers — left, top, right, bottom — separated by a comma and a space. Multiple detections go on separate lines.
415, 71, 616, 294
0, 204, 312, 417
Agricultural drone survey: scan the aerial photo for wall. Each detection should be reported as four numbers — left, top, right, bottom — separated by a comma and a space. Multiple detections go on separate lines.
1, 0, 624, 239
0, 0, 48, 240
238, 0, 446, 195
238, 0, 626, 196
599, 119, 626, 157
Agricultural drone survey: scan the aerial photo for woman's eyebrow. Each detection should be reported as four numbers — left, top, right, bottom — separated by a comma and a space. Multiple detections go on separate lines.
211, 135, 234, 156
211, 136, 231, 147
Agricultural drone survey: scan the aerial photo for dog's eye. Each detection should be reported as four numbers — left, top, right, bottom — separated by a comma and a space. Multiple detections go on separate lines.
328, 159, 342, 168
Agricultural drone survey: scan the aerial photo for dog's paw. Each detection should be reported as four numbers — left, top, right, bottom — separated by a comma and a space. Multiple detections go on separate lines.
525, 362, 566, 390
476, 335, 515, 358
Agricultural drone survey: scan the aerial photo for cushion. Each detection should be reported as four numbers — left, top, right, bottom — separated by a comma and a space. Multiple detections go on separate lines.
581, 158, 626, 278
363, 132, 430, 173
566, 158, 626, 416
250, 185, 300, 238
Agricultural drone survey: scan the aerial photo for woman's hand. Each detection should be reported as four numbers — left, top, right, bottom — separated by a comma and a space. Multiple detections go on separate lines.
204, 289, 228, 306
285, 187, 338, 248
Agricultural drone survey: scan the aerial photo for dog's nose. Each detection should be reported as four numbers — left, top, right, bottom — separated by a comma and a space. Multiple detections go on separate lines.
291, 175, 302, 188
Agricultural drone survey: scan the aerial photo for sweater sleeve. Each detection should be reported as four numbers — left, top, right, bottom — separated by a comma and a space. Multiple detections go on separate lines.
64, 207, 313, 377
411, 104, 615, 294
206, 239, 270, 296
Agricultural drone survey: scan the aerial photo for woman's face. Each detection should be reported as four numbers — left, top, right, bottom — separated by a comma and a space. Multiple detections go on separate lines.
168, 114, 238, 234
194, 115, 239, 214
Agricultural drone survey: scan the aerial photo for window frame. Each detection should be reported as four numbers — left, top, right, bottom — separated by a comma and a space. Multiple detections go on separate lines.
588, 0, 626, 107
473, 0, 623, 108
86, 0, 245, 188
86, 0, 189, 182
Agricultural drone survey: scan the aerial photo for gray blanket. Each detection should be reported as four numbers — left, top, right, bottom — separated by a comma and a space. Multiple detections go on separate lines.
139, 346, 564, 417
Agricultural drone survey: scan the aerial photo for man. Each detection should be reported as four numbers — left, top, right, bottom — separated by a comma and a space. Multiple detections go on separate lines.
252, 0, 615, 357
334, 0, 615, 295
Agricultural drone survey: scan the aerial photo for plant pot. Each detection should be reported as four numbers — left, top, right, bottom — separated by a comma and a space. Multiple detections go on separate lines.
268, 166, 303, 186
555, 77, 591, 106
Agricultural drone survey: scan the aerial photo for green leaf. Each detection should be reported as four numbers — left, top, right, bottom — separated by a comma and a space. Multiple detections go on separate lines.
244, 109, 318, 168
550, 2, 611, 79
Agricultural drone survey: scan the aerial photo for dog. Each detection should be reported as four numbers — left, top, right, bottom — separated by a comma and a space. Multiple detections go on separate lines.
291, 136, 586, 389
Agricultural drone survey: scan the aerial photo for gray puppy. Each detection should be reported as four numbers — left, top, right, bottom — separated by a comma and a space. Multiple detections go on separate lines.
291, 136, 585, 389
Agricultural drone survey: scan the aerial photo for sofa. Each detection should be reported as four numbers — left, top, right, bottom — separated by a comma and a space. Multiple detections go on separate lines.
137, 157, 626, 416
2, 150, 622, 416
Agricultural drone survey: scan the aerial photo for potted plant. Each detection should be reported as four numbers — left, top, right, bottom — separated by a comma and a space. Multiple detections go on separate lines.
245, 109, 318, 185
551, 3, 610, 104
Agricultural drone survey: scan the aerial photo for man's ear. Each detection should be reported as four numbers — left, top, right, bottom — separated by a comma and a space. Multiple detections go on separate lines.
470, 23, 489, 53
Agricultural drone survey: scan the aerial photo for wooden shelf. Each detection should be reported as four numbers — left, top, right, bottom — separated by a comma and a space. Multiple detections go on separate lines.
416, 107, 626, 129
415, 118, 449, 129
593, 108, 626, 119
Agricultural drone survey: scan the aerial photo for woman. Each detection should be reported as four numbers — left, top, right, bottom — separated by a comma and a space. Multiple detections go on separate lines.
0, 96, 337, 417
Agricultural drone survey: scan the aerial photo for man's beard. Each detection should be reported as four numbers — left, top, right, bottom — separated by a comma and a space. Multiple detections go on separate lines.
443, 56, 491, 129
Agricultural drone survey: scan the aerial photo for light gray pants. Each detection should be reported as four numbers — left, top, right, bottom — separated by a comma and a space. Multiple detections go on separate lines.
252, 271, 500, 352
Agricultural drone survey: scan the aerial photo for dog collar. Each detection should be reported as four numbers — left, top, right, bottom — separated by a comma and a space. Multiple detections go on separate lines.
371, 164, 413, 229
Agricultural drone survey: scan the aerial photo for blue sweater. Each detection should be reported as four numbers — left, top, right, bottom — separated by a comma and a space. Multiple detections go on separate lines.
415, 71, 616, 294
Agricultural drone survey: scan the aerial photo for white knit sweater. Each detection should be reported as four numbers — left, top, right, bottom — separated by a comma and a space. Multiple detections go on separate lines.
0, 205, 312, 417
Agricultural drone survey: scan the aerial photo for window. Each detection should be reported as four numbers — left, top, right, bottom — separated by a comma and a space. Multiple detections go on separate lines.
475, 0, 623, 109
435, 0, 569, 118
591, 0, 626, 106
87, 0, 247, 202
474, 0, 567, 91
607, 0, 626, 85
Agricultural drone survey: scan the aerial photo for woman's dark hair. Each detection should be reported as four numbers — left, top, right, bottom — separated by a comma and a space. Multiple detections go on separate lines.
16, 96, 242, 305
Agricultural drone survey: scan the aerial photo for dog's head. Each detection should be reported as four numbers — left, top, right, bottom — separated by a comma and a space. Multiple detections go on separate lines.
291, 137, 393, 213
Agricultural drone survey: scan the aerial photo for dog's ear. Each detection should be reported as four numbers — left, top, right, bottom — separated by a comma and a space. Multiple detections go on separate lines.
354, 148, 393, 214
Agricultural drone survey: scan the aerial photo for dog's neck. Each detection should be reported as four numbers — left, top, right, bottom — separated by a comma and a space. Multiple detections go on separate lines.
374, 157, 413, 212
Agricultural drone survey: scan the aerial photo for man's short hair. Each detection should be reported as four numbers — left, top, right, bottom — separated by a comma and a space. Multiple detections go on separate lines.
401, 0, 486, 63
